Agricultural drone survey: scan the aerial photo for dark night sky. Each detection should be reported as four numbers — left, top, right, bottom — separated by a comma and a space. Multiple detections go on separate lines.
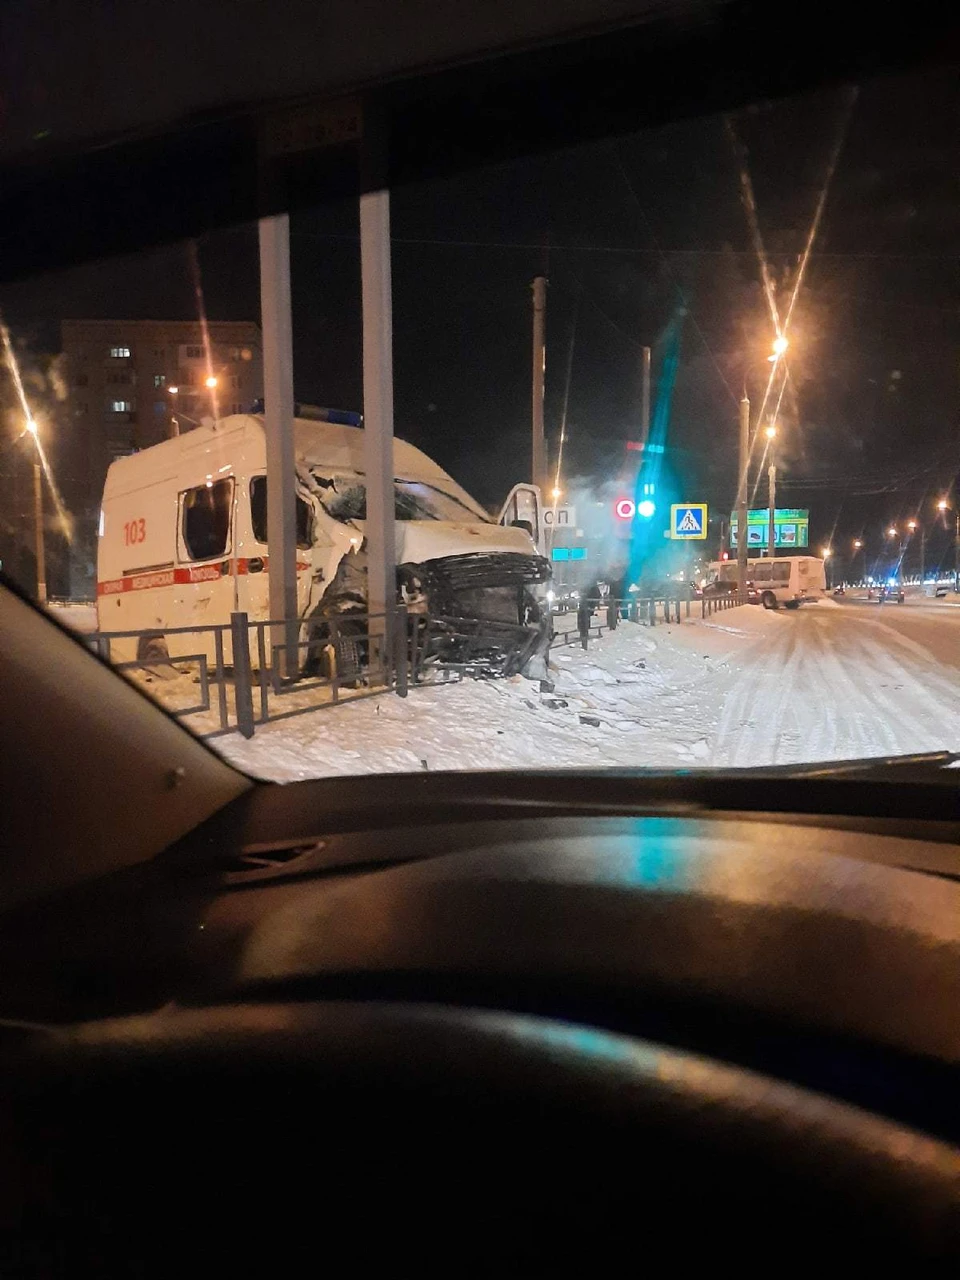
3, 60, 959, 571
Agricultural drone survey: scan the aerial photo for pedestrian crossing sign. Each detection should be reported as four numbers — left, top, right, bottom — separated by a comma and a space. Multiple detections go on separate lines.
670, 503, 708, 539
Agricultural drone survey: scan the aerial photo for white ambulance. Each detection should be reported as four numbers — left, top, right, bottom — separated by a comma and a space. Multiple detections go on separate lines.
97, 411, 551, 677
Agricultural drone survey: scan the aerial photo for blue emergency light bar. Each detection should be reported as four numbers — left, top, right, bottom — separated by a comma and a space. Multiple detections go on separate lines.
551, 547, 588, 562
249, 399, 363, 427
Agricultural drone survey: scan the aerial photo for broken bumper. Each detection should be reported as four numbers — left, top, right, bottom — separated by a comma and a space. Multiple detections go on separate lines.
411, 614, 551, 679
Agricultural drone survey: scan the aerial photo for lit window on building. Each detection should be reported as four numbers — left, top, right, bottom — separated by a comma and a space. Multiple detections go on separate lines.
154, 373, 166, 387
110, 400, 132, 413
109, 345, 131, 359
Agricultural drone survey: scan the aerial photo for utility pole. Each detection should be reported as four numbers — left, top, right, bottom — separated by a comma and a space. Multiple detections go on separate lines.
360, 189, 397, 654
955, 511, 959, 594
736, 395, 749, 602
640, 345, 651, 449
259, 213, 298, 677
531, 276, 547, 491
33, 459, 46, 604
767, 464, 777, 559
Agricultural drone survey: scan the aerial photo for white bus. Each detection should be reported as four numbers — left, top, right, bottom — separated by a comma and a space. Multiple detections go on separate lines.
706, 556, 826, 609
97, 411, 552, 676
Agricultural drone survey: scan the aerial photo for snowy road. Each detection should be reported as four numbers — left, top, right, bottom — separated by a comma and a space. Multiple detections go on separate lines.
213, 599, 960, 779
712, 601, 960, 766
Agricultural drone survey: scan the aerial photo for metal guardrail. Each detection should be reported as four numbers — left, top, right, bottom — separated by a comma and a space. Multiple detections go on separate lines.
701, 592, 742, 618
551, 594, 692, 651
84, 590, 744, 737
85, 608, 407, 740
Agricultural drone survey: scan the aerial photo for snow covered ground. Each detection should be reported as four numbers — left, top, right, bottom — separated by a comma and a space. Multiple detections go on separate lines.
213, 606, 794, 780
50, 595, 960, 780
47, 601, 98, 634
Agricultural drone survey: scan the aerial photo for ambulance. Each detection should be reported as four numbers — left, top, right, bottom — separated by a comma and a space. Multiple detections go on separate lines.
97, 410, 552, 677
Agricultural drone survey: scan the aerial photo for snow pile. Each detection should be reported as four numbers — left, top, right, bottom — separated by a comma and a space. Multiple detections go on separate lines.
216, 611, 781, 781
47, 602, 98, 634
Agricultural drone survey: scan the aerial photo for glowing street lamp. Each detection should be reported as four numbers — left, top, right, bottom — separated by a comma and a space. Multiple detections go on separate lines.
205, 375, 218, 389
772, 335, 789, 357
550, 487, 562, 501
764, 423, 777, 440
887, 526, 898, 539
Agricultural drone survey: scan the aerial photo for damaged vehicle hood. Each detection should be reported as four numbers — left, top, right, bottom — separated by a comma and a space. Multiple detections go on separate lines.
350, 519, 539, 564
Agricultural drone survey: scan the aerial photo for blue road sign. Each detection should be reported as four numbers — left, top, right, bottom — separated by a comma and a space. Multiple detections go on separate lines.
670, 503, 708, 540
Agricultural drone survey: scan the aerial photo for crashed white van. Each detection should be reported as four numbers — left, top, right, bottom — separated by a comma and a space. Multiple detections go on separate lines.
97, 411, 552, 677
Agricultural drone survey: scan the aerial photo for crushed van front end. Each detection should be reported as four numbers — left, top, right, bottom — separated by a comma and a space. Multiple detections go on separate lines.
399, 551, 552, 679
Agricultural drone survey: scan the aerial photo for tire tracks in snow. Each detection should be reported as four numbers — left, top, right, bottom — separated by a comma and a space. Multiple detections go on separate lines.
710, 606, 960, 766
712, 619, 805, 766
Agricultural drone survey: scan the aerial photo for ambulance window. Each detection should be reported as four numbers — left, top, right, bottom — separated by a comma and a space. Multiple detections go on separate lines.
182, 479, 233, 561
249, 476, 313, 549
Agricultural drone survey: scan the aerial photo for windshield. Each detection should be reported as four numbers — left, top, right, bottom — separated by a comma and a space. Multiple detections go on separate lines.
316, 478, 486, 524
7, 60, 960, 783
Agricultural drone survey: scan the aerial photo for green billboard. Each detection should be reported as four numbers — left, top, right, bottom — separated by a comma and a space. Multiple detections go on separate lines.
730, 508, 809, 550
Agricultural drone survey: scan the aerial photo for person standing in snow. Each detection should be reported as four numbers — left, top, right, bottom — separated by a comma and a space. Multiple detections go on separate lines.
577, 574, 606, 649
605, 560, 629, 630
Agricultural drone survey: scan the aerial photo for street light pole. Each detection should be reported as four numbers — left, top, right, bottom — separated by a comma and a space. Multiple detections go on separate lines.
853, 539, 865, 585
33, 458, 46, 604
737, 395, 749, 602
640, 345, 651, 450
821, 547, 832, 590
907, 519, 925, 584
531, 275, 547, 491
764, 423, 777, 558
937, 500, 959, 593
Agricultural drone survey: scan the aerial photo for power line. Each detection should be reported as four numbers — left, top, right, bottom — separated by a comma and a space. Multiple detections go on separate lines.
288, 229, 959, 262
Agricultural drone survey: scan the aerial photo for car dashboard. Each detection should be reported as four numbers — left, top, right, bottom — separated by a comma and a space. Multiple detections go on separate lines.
0, 776, 957, 1268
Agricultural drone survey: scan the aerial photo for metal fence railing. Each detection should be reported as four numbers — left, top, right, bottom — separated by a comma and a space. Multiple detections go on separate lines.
701, 592, 742, 618
85, 607, 408, 740
550, 594, 693, 651
84, 590, 745, 737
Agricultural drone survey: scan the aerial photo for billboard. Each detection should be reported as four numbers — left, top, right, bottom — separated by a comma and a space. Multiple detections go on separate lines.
730, 508, 809, 549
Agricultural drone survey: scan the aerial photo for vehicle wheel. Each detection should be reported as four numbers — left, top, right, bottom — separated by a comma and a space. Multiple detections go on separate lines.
785, 600, 800, 610
305, 602, 370, 685
761, 592, 778, 610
